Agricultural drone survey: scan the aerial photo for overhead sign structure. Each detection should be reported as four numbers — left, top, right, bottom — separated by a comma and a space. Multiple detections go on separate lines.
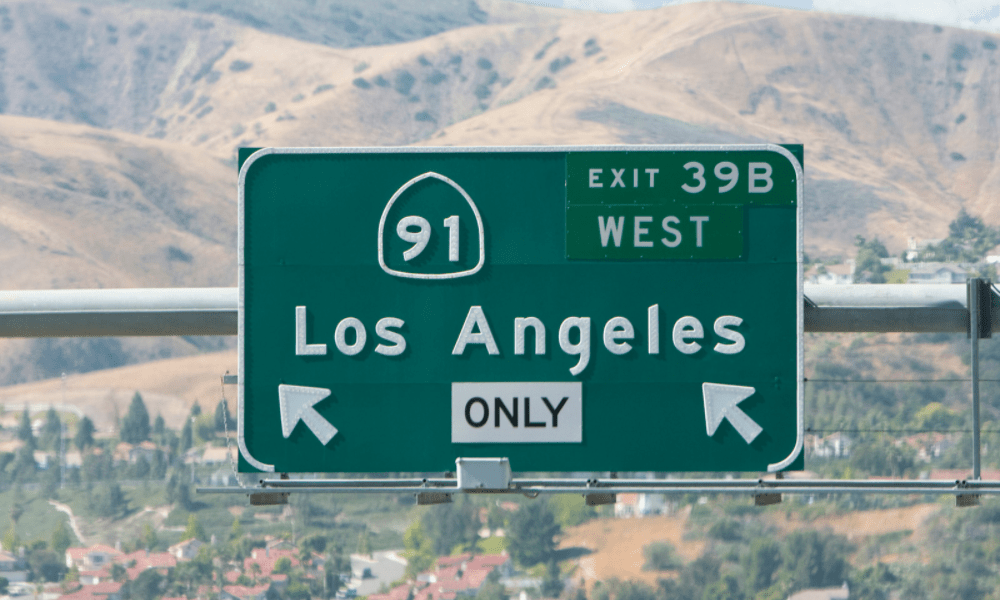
238, 145, 803, 474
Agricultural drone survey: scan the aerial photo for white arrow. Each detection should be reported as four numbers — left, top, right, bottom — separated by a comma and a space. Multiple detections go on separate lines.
702, 383, 762, 444
278, 384, 338, 445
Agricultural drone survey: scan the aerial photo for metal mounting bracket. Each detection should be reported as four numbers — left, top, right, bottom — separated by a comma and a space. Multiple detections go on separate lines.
456, 457, 511, 491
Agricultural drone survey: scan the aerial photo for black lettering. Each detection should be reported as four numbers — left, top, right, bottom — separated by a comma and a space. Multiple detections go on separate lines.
542, 397, 569, 428
495, 397, 518, 427
524, 397, 546, 427
465, 397, 489, 428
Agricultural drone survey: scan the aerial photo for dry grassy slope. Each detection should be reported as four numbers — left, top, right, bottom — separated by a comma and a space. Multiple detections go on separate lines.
0, 114, 235, 385
142, 2, 1000, 255
0, 349, 236, 431
0, 114, 234, 290
4, 1, 999, 256
0, 0, 557, 137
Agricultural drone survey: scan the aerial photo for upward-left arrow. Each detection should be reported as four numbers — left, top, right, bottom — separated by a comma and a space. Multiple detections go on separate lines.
278, 384, 338, 445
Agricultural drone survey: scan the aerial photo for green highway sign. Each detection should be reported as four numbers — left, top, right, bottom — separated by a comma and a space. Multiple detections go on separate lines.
237, 145, 803, 474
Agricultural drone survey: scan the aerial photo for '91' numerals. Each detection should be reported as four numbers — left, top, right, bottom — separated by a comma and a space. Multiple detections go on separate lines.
396, 215, 461, 262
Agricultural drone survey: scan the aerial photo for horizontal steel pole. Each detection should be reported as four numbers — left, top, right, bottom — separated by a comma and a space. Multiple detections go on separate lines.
0, 284, 991, 337
803, 307, 968, 333
0, 288, 237, 337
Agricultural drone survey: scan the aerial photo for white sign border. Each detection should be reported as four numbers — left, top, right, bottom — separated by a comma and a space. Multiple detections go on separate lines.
237, 144, 804, 474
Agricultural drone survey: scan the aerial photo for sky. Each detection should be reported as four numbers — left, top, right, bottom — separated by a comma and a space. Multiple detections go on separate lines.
517, 0, 1000, 32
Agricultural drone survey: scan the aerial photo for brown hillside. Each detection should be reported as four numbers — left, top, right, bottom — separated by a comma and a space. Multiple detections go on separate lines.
0, 349, 236, 431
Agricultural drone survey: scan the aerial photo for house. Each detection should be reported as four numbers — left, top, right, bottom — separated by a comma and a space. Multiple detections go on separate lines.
411, 553, 513, 600
66, 545, 124, 570
64, 450, 83, 468
56, 581, 124, 600
114, 549, 177, 580
202, 445, 237, 465
78, 568, 110, 585
211, 468, 239, 486
0, 439, 24, 453
931, 468, 1000, 481
806, 263, 854, 285
902, 433, 958, 462
614, 493, 665, 517
907, 263, 968, 284
34, 450, 52, 469
465, 554, 512, 578
436, 554, 471, 570
244, 547, 298, 579
788, 582, 849, 600
809, 432, 852, 458
368, 583, 413, 600
221, 584, 272, 600
168, 538, 204, 561
112, 441, 159, 465
0, 549, 28, 582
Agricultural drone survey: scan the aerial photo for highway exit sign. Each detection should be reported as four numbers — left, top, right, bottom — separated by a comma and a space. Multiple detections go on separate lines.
237, 146, 803, 474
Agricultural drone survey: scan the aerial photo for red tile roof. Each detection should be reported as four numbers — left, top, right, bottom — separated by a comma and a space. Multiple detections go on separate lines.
224, 583, 271, 599
434, 566, 460, 581
460, 568, 492, 590
465, 554, 508, 570
244, 548, 299, 578
66, 545, 123, 561
367, 584, 413, 600
435, 554, 471, 569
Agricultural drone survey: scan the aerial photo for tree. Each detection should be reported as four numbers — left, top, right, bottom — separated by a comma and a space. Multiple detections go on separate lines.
849, 563, 896, 600
167, 473, 193, 510
476, 576, 507, 600
51, 521, 72, 557
129, 569, 163, 599
16, 408, 34, 446
214, 400, 232, 432
744, 537, 782, 595
421, 495, 479, 555
273, 557, 293, 575
180, 419, 193, 452
89, 483, 128, 519
853, 236, 890, 283
507, 500, 561, 567
121, 392, 151, 443
142, 523, 158, 551
153, 414, 166, 437
356, 528, 371, 557
40, 408, 61, 450
784, 530, 853, 592
184, 514, 207, 542
74, 417, 95, 451
642, 541, 682, 571
540, 559, 564, 598
26, 544, 65, 582
548, 495, 596, 528
403, 521, 435, 578
3, 526, 20, 553
230, 517, 244, 541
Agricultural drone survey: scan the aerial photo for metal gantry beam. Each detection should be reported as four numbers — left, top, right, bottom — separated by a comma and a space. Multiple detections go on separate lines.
195, 476, 1000, 497
0, 284, 993, 337
2, 282, 998, 500
0, 288, 237, 337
